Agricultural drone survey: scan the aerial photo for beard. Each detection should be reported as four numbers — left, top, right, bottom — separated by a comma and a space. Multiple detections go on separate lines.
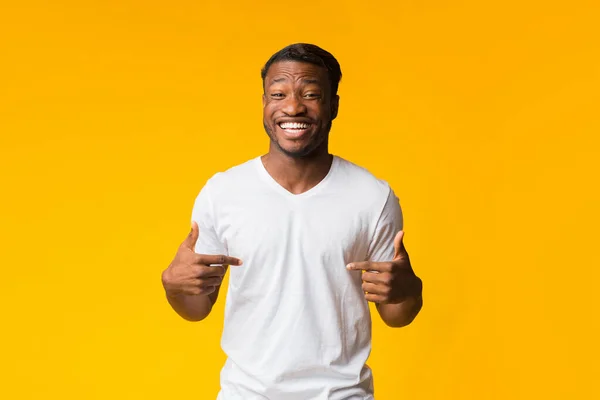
263, 120, 332, 159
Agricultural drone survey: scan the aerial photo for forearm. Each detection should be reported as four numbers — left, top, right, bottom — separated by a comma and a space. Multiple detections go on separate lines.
377, 294, 423, 327
165, 293, 214, 322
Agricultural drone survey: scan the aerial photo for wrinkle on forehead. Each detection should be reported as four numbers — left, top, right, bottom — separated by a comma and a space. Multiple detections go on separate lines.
270, 77, 319, 86
266, 61, 328, 87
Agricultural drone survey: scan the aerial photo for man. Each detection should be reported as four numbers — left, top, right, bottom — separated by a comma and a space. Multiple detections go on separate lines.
161, 43, 423, 399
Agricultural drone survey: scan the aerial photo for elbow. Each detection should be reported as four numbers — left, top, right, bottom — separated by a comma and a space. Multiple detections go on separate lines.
384, 319, 411, 328
384, 315, 417, 328
177, 310, 210, 322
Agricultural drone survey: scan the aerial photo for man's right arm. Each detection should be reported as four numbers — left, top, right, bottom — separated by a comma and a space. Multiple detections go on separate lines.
161, 221, 242, 321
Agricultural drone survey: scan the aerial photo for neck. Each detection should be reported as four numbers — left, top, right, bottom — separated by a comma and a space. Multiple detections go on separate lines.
261, 143, 333, 195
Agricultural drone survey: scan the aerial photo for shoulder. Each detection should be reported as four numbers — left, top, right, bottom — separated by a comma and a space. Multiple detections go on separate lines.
200, 157, 260, 195
333, 155, 393, 200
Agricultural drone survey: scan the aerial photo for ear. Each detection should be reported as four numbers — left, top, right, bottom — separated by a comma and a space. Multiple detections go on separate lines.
262, 93, 266, 108
331, 94, 339, 120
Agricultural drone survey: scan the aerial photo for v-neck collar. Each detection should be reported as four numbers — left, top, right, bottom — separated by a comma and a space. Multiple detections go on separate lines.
255, 155, 339, 200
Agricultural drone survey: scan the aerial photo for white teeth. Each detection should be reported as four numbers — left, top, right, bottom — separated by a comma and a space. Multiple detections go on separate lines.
279, 122, 309, 129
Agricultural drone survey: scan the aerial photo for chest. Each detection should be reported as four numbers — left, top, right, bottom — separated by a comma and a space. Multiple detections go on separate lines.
214, 193, 375, 269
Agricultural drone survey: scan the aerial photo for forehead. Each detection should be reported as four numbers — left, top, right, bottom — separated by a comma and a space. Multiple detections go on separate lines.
265, 61, 329, 86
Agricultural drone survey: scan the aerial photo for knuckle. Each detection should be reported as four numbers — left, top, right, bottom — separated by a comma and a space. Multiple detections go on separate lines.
161, 269, 170, 284
191, 279, 202, 287
191, 265, 204, 276
382, 274, 393, 285
199, 277, 217, 288
192, 253, 204, 265
205, 286, 216, 295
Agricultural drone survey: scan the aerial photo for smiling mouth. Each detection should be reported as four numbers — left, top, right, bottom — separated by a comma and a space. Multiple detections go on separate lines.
277, 122, 312, 136
278, 122, 310, 130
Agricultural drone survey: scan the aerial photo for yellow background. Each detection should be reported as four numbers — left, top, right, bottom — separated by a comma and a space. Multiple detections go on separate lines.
1, 1, 598, 399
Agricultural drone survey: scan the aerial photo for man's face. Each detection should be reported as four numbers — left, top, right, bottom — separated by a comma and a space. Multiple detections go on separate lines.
262, 61, 339, 158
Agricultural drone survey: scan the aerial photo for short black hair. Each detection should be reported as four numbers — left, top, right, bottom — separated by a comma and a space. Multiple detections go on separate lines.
261, 43, 342, 96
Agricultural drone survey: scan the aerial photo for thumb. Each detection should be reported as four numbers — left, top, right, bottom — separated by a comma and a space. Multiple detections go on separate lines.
393, 230, 405, 260
183, 220, 200, 251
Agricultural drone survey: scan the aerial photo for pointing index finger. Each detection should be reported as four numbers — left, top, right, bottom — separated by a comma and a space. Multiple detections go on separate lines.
346, 261, 390, 273
346, 261, 373, 271
197, 254, 243, 267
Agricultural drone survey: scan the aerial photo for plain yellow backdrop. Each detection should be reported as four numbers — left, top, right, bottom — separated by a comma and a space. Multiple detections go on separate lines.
1, 1, 598, 399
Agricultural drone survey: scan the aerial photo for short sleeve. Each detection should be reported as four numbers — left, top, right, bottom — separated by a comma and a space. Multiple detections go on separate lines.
190, 178, 228, 256
366, 187, 404, 262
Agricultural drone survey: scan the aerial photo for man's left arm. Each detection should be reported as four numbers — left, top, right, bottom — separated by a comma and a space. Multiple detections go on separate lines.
372, 230, 424, 327
347, 187, 423, 328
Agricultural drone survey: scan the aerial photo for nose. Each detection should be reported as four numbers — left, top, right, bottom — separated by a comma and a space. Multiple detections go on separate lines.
281, 94, 307, 116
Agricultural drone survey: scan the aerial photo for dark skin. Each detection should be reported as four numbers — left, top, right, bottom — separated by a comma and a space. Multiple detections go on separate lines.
347, 231, 423, 327
162, 60, 422, 327
260, 61, 338, 195
261, 61, 422, 327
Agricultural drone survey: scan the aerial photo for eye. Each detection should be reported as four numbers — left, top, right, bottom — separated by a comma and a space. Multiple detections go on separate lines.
270, 93, 285, 98
304, 93, 321, 99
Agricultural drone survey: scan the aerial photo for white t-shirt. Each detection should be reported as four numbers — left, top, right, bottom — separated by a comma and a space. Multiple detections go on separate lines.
191, 155, 403, 400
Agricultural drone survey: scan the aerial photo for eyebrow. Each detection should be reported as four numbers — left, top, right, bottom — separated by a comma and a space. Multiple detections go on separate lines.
269, 78, 321, 86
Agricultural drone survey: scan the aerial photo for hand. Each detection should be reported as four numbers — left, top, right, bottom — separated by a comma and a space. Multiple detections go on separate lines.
347, 231, 421, 304
161, 221, 242, 297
